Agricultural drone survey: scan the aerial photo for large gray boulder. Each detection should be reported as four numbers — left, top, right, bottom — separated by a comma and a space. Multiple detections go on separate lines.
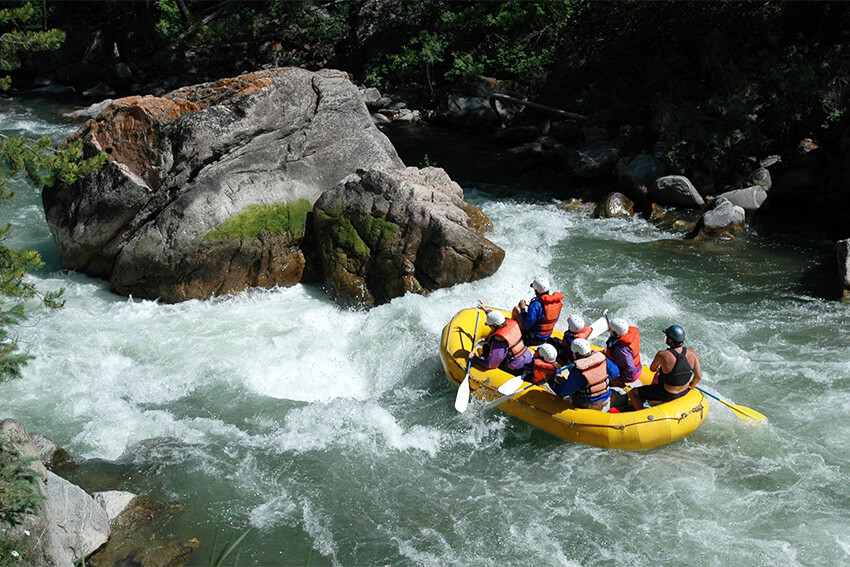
716, 185, 769, 213
43, 67, 404, 303
313, 167, 505, 308
650, 175, 705, 208
45, 470, 111, 563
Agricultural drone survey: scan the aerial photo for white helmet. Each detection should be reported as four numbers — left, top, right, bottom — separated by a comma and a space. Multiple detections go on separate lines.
567, 314, 585, 332
571, 338, 592, 357
537, 343, 557, 363
609, 317, 629, 337
530, 276, 550, 294
486, 310, 506, 327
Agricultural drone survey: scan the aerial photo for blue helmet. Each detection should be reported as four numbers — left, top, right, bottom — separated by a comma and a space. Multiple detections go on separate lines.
663, 325, 685, 343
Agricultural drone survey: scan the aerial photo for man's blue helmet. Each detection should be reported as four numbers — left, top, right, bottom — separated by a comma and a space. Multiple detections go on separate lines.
663, 325, 685, 343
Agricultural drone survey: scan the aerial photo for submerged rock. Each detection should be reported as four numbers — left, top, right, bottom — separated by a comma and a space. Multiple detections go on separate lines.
43, 67, 403, 303
648, 204, 700, 233
87, 496, 191, 567
313, 166, 505, 308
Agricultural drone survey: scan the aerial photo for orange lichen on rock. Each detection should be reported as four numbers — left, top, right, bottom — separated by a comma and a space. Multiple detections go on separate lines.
83, 70, 279, 184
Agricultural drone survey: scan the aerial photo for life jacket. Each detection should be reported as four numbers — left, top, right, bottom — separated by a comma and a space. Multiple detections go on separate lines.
575, 351, 609, 398
534, 292, 564, 337
532, 356, 557, 384
492, 318, 528, 362
606, 325, 642, 369
573, 326, 592, 340
659, 347, 692, 387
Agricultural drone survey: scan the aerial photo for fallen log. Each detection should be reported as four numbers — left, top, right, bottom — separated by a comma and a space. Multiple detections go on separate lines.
489, 93, 587, 125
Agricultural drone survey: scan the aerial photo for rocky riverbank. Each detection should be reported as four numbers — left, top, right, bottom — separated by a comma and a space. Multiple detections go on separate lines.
0, 419, 196, 567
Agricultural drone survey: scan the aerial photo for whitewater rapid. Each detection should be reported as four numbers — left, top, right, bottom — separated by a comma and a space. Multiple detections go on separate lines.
2, 97, 849, 566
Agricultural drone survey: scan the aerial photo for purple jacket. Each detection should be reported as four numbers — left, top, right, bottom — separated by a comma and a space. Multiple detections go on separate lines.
606, 341, 639, 383
472, 338, 533, 373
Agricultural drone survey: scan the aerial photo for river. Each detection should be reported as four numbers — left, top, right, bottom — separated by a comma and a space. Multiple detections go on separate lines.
2, 96, 849, 566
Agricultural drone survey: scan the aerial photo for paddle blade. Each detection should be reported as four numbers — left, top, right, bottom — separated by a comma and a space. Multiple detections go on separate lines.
696, 386, 767, 425
498, 376, 524, 395
588, 310, 610, 340
727, 402, 768, 424
454, 375, 471, 412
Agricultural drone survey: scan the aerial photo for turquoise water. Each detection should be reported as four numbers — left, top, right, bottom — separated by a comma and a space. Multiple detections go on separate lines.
2, 98, 849, 566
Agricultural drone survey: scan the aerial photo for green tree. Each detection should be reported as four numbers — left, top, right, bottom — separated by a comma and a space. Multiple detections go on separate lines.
0, 2, 105, 382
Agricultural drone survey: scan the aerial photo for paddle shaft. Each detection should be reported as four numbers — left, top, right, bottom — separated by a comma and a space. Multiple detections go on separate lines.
483, 363, 574, 411
695, 386, 766, 423
454, 307, 482, 412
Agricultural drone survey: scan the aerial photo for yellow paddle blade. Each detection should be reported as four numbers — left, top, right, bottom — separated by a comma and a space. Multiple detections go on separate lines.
696, 387, 767, 425
726, 401, 768, 424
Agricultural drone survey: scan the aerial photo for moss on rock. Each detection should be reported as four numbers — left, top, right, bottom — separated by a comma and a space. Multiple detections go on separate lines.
358, 213, 397, 248
204, 199, 312, 241
314, 206, 370, 258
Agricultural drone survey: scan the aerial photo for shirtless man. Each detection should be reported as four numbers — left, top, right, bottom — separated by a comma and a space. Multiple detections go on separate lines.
629, 324, 702, 410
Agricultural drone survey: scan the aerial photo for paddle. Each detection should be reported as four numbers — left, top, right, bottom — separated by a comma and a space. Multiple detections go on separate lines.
482, 363, 575, 411
588, 309, 609, 340
454, 307, 482, 413
498, 376, 524, 395
695, 386, 767, 425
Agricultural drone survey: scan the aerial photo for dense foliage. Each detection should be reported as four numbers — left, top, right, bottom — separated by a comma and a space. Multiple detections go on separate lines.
361, 1, 583, 93
0, 438, 43, 528
133, 1, 850, 184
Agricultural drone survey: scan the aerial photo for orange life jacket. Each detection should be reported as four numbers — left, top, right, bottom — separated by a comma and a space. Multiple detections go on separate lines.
536, 292, 564, 336
575, 351, 609, 397
532, 356, 557, 384
606, 325, 642, 368
492, 318, 528, 361
573, 326, 592, 340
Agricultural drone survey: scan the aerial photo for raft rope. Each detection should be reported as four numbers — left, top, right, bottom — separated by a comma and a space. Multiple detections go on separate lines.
509, 391, 707, 431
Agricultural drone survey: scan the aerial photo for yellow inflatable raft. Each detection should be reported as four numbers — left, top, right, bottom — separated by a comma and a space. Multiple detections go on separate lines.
439, 307, 707, 450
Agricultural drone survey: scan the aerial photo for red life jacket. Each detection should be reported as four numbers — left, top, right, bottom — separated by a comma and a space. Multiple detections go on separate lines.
492, 318, 528, 361
536, 292, 564, 336
532, 356, 557, 384
574, 326, 592, 340
575, 351, 609, 397
606, 325, 642, 368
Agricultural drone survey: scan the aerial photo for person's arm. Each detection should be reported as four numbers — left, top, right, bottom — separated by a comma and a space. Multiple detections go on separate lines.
520, 300, 542, 329
648, 350, 665, 384
689, 353, 702, 388
551, 368, 585, 397
649, 350, 664, 372
606, 358, 620, 382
